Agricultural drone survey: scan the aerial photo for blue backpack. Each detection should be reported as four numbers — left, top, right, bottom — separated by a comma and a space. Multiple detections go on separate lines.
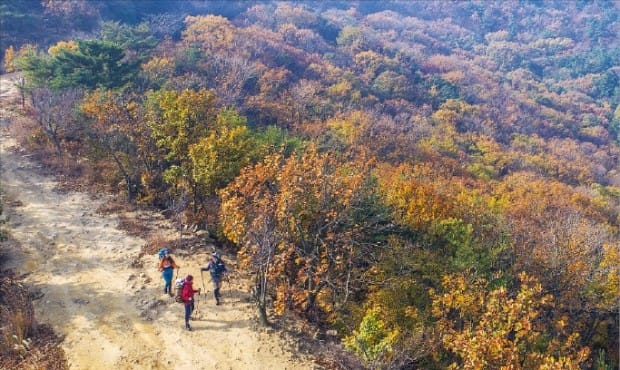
212, 255, 226, 276
158, 248, 169, 260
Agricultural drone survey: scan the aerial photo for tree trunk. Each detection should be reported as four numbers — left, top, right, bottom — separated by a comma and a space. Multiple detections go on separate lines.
49, 133, 63, 158
304, 281, 327, 322
257, 302, 269, 327
19, 77, 25, 110
254, 271, 270, 327
109, 150, 135, 201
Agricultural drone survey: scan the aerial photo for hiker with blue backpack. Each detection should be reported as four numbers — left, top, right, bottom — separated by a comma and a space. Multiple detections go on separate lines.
158, 248, 179, 296
200, 250, 227, 305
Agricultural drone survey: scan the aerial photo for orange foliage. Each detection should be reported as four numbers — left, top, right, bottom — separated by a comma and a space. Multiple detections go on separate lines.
220, 146, 374, 322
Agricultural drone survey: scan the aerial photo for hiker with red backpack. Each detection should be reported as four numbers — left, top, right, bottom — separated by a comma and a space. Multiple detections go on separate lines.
200, 250, 227, 305
158, 248, 179, 296
181, 274, 200, 331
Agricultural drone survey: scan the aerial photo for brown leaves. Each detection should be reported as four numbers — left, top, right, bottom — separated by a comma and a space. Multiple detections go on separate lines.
220, 145, 375, 321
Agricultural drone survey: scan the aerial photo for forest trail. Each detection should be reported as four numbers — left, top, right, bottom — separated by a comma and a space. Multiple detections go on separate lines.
0, 73, 314, 370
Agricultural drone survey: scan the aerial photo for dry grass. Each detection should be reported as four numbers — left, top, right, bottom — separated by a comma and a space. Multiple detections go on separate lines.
142, 233, 176, 256
0, 277, 33, 352
117, 214, 151, 237
0, 275, 68, 370
96, 199, 134, 215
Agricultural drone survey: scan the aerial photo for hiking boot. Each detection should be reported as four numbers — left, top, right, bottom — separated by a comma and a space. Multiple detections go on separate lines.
186, 323, 191, 331
215, 299, 220, 306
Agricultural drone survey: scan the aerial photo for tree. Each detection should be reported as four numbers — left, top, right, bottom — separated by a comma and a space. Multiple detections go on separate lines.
343, 306, 399, 367
13, 45, 54, 89
219, 153, 283, 326
99, 21, 157, 58
141, 56, 175, 89
30, 86, 83, 157
273, 3, 318, 29
372, 70, 412, 100
220, 146, 381, 324
495, 173, 616, 308
431, 272, 590, 369
80, 89, 152, 200
147, 88, 217, 211
374, 162, 507, 275
336, 26, 367, 54
182, 15, 235, 54
246, 67, 294, 126
49, 40, 139, 90
189, 109, 255, 198
41, 0, 99, 18
208, 54, 258, 107
272, 147, 374, 321
3, 45, 16, 72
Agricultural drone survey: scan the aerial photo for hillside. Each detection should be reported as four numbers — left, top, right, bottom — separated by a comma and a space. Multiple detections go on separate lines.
1, 1, 618, 369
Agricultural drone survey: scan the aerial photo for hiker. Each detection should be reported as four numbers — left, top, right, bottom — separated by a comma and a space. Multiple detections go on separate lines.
158, 249, 179, 296
181, 274, 200, 331
200, 251, 227, 305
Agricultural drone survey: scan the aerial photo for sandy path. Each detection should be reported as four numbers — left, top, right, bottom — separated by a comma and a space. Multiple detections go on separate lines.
0, 73, 314, 370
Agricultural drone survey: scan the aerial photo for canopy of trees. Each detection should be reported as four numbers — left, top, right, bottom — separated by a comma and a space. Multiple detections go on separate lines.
3, 1, 619, 368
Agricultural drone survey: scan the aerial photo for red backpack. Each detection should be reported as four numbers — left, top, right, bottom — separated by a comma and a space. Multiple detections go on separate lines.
174, 278, 186, 303
180, 280, 194, 302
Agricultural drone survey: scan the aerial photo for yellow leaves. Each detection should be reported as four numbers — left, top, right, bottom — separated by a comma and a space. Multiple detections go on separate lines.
343, 306, 399, 364
442, 70, 465, 85
326, 110, 370, 146
81, 89, 140, 131
554, 315, 568, 333
47, 40, 78, 56
590, 241, 620, 310
4, 46, 16, 72
189, 109, 253, 195
274, 285, 288, 315
432, 107, 459, 127
141, 56, 174, 81
431, 272, 590, 370
353, 50, 384, 82
375, 162, 456, 232
148, 88, 216, 163
257, 67, 292, 97
433, 99, 477, 125
183, 15, 235, 52
327, 80, 354, 99
404, 306, 419, 320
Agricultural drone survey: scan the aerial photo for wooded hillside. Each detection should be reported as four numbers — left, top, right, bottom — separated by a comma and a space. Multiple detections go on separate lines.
3, 1, 619, 368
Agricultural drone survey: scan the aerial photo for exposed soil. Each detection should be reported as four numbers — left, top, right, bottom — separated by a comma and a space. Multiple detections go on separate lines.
0, 73, 318, 370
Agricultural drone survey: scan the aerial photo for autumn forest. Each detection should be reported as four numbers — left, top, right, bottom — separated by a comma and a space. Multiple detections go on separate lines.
1, 0, 619, 368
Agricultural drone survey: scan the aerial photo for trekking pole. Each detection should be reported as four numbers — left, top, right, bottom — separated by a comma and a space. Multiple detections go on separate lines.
194, 289, 199, 316
200, 270, 206, 305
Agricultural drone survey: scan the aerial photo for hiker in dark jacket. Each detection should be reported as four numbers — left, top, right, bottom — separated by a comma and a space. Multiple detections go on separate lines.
158, 251, 179, 296
181, 275, 200, 331
200, 252, 227, 305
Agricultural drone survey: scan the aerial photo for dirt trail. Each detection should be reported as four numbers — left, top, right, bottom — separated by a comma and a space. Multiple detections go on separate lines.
0, 73, 315, 370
